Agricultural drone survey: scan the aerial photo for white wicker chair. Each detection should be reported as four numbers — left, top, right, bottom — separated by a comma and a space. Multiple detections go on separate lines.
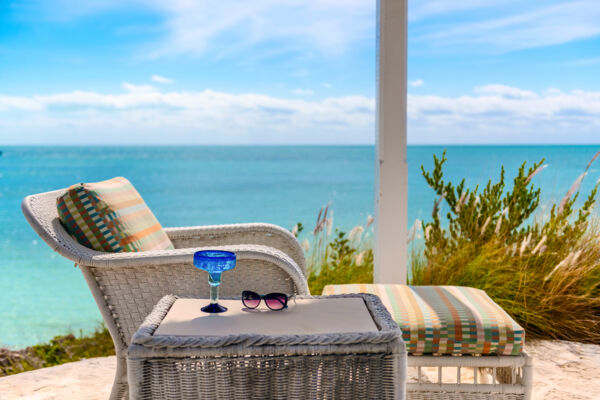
22, 189, 310, 400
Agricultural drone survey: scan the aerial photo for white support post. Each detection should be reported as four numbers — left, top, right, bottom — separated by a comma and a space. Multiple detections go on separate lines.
374, 0, 408, 284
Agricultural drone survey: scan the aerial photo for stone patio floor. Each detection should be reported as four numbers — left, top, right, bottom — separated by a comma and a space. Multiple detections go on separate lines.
0, 340, 599, 399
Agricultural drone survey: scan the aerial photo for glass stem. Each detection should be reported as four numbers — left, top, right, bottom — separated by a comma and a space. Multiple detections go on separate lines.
208, 273, 221, 305
210, 285, 219, 305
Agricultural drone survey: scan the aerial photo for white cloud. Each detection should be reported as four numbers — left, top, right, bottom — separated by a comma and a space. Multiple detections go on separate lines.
24, 0, 600, 57
474, 84, 537, 99
410, 79, 424, 87
0, 95, 43, 111
408, 85, 600, 144
292, 88, 314, 96
34, 0, 374, 58
122, 82, 157, 93
409, 0, 514, 22
152, 0, 375, 57
0, 86, 374, 144
321, 82, 333, 89
413, 1, 600, 53
151, 74, 174, 84
1, 84, 599, 144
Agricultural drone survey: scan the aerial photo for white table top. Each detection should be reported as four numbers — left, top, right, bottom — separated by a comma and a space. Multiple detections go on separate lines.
154, 297, 379, 337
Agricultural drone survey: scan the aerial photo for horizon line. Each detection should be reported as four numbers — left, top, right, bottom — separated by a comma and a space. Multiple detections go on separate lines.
2, 143, 600, 147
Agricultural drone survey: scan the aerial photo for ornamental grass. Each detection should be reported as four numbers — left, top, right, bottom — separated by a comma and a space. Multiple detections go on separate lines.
295, 206, 374, 296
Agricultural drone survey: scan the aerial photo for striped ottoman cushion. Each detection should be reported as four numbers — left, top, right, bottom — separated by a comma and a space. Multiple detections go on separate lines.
57, 177, 174, 252
322, 284, 524, 355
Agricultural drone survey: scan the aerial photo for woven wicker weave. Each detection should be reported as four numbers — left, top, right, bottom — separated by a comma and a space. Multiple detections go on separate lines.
22, 189, 310, 400
128, 294, 406, 400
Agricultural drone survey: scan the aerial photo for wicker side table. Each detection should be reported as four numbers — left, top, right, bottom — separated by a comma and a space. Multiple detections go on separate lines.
127, 294, 406, 400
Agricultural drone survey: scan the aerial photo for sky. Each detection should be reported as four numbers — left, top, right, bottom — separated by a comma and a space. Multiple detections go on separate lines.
0, 0, 599, 145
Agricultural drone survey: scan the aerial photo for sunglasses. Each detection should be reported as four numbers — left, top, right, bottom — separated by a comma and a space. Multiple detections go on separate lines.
242, 291, 289, 311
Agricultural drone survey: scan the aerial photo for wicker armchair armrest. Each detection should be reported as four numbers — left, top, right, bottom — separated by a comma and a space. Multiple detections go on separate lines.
85, 244, 309, 295
164, 223, 306, 275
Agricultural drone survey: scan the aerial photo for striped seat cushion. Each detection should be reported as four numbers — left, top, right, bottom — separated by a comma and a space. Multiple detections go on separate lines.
322, 284, 524, 355
56, 177, 174, 252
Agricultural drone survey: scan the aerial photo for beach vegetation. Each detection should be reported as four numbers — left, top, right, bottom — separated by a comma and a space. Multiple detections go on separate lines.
0, 326, 114, 377
305, 150, 600, 342
299, 206, 374, 295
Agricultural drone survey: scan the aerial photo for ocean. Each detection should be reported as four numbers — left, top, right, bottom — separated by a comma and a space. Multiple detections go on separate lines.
1, 145, 599, 348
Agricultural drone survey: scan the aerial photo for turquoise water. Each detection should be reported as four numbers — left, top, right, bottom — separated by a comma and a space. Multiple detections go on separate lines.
1, 145, 599, 348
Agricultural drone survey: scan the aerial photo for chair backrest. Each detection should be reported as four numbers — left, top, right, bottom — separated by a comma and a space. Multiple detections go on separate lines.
22, 190, 307, 350
22, 189, 102, 264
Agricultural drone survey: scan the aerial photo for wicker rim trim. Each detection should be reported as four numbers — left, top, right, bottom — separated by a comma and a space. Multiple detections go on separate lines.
131, 293, 402, 349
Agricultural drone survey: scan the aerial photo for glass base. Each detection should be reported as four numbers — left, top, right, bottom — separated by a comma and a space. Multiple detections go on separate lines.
201, 303, 228, 313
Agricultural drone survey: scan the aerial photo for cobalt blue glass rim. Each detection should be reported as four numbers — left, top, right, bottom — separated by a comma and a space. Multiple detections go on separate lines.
194, 250, 236, 262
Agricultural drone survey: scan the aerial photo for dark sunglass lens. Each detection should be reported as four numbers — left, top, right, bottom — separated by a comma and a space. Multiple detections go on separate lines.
264, 293, 287, 310
242, 291, 261, 308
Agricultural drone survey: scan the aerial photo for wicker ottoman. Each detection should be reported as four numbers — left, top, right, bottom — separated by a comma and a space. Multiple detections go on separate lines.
323, 284, 533, 400
127, 294, 407, 400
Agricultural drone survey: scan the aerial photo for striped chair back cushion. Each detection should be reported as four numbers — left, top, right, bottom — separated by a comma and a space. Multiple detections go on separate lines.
323, 284, 524, 356
56, 177, 174, 252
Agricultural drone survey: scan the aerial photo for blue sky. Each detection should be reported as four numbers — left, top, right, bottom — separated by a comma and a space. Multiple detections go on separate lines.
0, 0, 599, 144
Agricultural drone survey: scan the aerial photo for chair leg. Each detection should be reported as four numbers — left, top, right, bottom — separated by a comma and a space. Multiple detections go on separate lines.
109, 356, 128, 400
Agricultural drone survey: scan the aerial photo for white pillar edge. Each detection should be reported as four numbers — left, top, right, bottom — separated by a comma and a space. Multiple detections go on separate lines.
374, 0, 408, 284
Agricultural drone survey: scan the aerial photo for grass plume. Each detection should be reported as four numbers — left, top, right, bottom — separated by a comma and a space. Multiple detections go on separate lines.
300, 211, 374, 296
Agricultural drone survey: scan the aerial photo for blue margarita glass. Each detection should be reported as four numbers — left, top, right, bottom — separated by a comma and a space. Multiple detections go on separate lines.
193, 250, 237, 313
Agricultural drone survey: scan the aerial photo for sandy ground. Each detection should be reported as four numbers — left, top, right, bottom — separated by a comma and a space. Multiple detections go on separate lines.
0, 340, 599, 399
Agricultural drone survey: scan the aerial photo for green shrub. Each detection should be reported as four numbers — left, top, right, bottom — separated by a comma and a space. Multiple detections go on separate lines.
412, 151, 600, 342
302, 150, 600, 342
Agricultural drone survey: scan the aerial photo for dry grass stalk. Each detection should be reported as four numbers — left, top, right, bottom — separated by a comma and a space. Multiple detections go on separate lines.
538, 245, 547, 255
558, 172, 587, 214
407, 219, 421, 244
510, 242, 518, 256
315, 207, 323, 227
525, 164, 548, 183
355, 250, 366, 266
495, 208, 508, 235
544, 251, 576, 282
531, 235, 547, 255
432, 193, 445, 218
313, 205, 330, 235
425, 225, 432, 241
348, 226, 364, 244
301, 239, 310, 252
455, 191, 467, 213
586, 150, 600, 171
480, 216, 491, 235
519, 232, 532, 257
